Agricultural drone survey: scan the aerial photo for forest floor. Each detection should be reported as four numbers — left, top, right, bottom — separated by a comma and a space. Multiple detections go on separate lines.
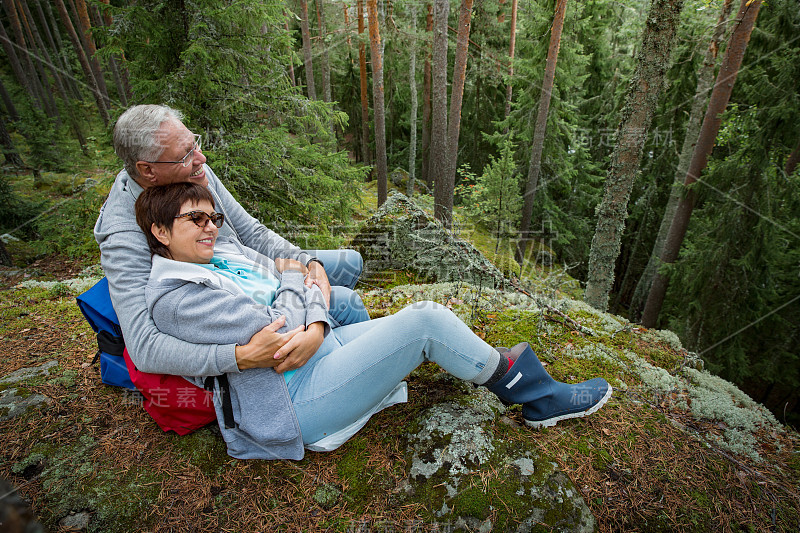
1, 176, 799, 531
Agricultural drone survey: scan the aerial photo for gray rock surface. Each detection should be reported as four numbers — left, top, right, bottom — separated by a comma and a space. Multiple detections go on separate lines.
0, 360, 58, 385
0, 388, 51, 422
351, 192, 508, 289
405, 387, 596, 532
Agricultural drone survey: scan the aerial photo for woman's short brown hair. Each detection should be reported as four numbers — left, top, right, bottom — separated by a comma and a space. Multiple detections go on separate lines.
135, 182, 216, 258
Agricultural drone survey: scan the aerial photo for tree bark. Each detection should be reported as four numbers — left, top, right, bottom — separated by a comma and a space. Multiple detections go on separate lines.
629, 0, 733, 320
1, 0, 47, 111
503, 0, 518, 122
367, 0, 387, 205
33, 0, 74, 96
515, 0, 568, 264
98, 0, 132, 102
14, 0, 61, 122
299, 0, 317, 100
420, 3, 433, 189
407, 2, 419, 196
641, 0, 762, 327
54, 0, 109, 125
316, 0, 332, 103
584, 0, 685, 311
430, 0, 449, 225
357, 0, 371, 166
41, 0, 83, 101
73, 0, 110, 109
437, 0, 474, 229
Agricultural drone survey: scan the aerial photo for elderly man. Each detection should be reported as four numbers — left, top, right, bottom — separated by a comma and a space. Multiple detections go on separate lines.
95, 104, 365, 377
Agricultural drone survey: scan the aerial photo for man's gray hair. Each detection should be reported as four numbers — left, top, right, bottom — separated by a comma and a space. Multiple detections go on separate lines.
113, 104, 184, 179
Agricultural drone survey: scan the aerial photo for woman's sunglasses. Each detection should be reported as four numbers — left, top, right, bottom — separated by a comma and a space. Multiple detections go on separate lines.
174, 210, 225, 228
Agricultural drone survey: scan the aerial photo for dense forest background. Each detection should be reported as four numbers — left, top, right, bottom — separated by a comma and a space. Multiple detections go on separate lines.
0, 0, 798, 425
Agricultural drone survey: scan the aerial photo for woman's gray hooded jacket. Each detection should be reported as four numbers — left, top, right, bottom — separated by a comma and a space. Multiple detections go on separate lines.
145, 237, 329, 460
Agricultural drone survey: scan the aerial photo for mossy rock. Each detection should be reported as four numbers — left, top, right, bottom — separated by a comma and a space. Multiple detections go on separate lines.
403, 388, 596, 532
351, 192, 508, 290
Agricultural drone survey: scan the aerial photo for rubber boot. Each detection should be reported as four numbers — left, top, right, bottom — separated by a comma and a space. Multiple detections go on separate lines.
487, 342, 612, 428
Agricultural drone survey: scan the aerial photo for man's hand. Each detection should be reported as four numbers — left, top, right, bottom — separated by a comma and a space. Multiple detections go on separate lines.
273, 322, 325, 373
235, 316, 304, 370
274, 258, 308, 274
306, 260, 331, 307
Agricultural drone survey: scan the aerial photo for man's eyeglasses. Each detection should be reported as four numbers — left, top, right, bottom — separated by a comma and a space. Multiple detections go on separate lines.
174, 210, 224, 228
146, 134, 202, 167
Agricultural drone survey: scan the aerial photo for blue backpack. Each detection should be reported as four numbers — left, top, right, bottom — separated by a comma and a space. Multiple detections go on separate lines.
76, 277, 135, 390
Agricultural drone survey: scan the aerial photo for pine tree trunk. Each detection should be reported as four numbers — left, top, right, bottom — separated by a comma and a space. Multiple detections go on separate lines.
407, 2, 419, 197
42, 0, 83, 101
54, 0, 109, 125
357, 0, 371, 166
420, 3, 433, 189
15, 0, 61, 123
641, 0, 762, 327
21, 0, 90, 145
0, 22, 34, 111
629, 0, 733, 321
516, 0, 567, 263
0, 77, 18, 121
316, 0, 332, 103
367, 0, 388, 205
1, 0, 47, 112
73, 0, 110, 109
430, 0, 449, 225
33, 0, 76, 99
299, 0, 317, 100
583, 0, 684, 311
503, 0, 518, 123
435, 0, 474, 229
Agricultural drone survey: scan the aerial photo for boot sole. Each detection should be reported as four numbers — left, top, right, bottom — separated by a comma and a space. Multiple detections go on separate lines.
524, 386, 613, 429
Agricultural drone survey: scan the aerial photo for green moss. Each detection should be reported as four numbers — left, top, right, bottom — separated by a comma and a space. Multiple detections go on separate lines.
166, 427, 230, 476
450, 485, 490, 519
336, 436, 374, 508
20, 435, 164, 532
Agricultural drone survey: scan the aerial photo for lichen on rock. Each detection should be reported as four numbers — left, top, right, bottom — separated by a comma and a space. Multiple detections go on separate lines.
405, 389, 596, 532
351, 192, 509, 289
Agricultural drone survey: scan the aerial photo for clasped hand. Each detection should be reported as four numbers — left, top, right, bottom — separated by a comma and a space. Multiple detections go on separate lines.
234, 257, 330, 372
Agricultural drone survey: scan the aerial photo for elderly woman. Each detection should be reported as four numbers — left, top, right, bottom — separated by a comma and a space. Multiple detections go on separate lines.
136, 182, 612, 460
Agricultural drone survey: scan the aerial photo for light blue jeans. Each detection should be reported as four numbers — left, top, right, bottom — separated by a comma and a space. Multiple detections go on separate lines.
308, 249, 370, 326
287, 301, 499, 443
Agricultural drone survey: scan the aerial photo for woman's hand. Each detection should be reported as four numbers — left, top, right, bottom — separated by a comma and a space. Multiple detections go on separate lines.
274, 257, 308, 275
305, 261, 331, 307
273, 322, 325, 373
234, 316, 304, 370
